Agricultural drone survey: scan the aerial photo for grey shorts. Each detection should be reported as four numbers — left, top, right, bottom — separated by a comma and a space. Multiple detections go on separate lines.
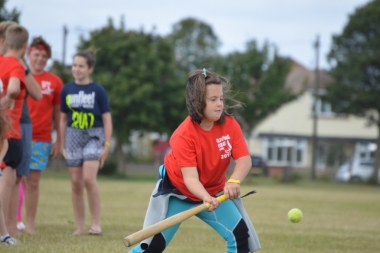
64, 127, 105, 167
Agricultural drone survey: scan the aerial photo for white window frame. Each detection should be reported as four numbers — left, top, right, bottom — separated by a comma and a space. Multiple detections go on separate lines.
262, 138, 307, 167
311, 97, 336, 117
310, 89, 336, 117
355, 142, 376, 160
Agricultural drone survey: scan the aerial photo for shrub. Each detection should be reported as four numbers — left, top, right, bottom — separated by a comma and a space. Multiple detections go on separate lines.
98, 159, 117, 176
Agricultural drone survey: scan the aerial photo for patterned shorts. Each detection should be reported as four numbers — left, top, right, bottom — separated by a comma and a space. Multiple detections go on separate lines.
30, 141, 51, 170
65, 127, 105, 167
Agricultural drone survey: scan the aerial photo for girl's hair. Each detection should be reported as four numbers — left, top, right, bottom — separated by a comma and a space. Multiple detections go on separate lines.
74, 48, 96, 68
29, 36, 52, 58
186, 69, 243, 124
0, 111, 11, 142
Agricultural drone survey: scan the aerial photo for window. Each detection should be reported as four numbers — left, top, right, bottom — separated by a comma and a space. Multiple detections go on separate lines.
317, 145, 325, 164
359, 161, 373, 167
287, 147, 292, 162
310, 92, 335, 116
356, 142, 376, 160
265, 138, 306, 166
320, 100, 332, 113
296, 141, 303, 162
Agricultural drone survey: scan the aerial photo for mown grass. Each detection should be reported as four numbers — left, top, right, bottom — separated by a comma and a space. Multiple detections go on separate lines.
3, 170, 380, 253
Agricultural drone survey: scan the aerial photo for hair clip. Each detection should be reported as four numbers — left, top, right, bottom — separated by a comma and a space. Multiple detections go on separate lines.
202, 68, 207, 78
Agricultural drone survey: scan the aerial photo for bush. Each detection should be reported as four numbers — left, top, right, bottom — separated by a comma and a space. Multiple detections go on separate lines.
98, 159, 117, 176
278, 168, 303, 183
289, 171, 303, 182
317, 170, 336, 182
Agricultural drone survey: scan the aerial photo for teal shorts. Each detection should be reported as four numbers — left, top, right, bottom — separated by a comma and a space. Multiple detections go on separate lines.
30, 141, 52, 170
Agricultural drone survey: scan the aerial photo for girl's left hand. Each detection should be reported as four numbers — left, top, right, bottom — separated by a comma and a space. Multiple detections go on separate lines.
99, 146, 109, 169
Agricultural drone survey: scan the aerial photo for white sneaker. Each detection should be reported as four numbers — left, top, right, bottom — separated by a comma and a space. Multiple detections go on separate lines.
17, 221, 26, 230
1, 236, 17, 245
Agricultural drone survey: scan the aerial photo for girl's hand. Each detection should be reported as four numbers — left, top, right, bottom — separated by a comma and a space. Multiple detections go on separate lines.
224, 181, 241, 200
203, 195, 220, 212
98, 146, 109, 169
0, 96, 15, 110
61, 147, 66, 159
50, 141, 61, 159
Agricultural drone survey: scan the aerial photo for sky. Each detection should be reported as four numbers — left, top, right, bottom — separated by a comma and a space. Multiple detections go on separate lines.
7, 0, 371, 70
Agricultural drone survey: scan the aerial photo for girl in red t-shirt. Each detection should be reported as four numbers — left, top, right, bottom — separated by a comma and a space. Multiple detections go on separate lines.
129, 69, 260, 253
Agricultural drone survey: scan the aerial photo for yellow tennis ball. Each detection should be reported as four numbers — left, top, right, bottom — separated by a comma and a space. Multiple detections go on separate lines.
288, 208, 303, 223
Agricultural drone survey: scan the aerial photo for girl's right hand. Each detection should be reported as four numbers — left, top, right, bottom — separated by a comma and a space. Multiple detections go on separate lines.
203, 195, 220, 212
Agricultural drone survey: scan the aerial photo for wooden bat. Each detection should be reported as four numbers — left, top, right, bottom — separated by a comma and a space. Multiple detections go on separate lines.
124, 194, 227, 247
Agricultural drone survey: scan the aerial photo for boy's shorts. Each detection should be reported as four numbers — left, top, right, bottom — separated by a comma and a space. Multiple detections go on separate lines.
65, 127, 104, 167
30, 141, 52, 170
4, 138, 23, 169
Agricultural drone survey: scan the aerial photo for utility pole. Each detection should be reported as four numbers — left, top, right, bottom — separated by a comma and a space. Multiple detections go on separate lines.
311, 34, 320, 180
62, 25, 68, 65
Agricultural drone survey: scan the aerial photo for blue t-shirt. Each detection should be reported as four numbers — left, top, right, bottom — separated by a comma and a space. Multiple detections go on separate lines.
60, 81, 110, 128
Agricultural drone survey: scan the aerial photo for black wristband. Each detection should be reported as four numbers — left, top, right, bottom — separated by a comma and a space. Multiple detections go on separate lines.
25, 65, 31, 75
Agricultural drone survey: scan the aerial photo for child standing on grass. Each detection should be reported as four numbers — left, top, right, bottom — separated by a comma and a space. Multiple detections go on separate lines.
60, 49, 112, 236
0, 113, 17, 245
128, 69, 261, 253
0, 24, 29, 239
23, 36, 63, 234
0, 22, 42, 236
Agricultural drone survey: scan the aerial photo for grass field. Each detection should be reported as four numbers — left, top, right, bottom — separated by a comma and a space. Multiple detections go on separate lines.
3, 170, 380, 253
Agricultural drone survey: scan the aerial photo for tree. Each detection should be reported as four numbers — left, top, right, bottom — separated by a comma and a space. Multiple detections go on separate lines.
325, 0, 380, 183
168, 18, 220, 74
50, 60, 71, 84
243, 53, 294, 133
212, 41, 295, 136
0, 0, 20, 22
77, 18, 185, 173
167, 18, 294, 137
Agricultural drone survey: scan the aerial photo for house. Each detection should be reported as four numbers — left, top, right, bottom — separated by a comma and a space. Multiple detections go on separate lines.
248, 61, 377, 176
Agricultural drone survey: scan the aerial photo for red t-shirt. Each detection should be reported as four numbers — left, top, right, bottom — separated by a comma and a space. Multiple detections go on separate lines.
1, 55, 7, 170
164, 116, 249, 201
0, 56, 26, 139
27, 71, 63, 142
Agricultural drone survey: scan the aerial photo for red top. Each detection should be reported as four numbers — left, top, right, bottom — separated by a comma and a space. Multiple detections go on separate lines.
27, 71, 63, 142
0, 56, 26, 139
165, 116, 249, 201
1, 55, 7, 170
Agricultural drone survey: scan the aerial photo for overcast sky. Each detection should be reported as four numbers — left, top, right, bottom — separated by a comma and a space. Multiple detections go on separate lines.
7, 0, 370, 70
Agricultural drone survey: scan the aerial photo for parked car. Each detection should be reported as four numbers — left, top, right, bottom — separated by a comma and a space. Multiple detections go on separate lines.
335, 159, 380, 182
249, 155, 268, 177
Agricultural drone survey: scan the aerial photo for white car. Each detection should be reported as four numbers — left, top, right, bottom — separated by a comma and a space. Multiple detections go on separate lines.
335, 159, 380, 182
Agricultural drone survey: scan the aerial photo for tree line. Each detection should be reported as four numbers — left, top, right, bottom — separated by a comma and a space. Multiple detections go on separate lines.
51, 17, 295, 172
2, 0, 380, 181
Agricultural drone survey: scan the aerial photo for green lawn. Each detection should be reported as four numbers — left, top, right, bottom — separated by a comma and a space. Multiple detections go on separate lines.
3, 170, 380, 253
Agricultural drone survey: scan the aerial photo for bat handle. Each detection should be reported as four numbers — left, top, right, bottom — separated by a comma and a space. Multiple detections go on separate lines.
204, 194, 227, 208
